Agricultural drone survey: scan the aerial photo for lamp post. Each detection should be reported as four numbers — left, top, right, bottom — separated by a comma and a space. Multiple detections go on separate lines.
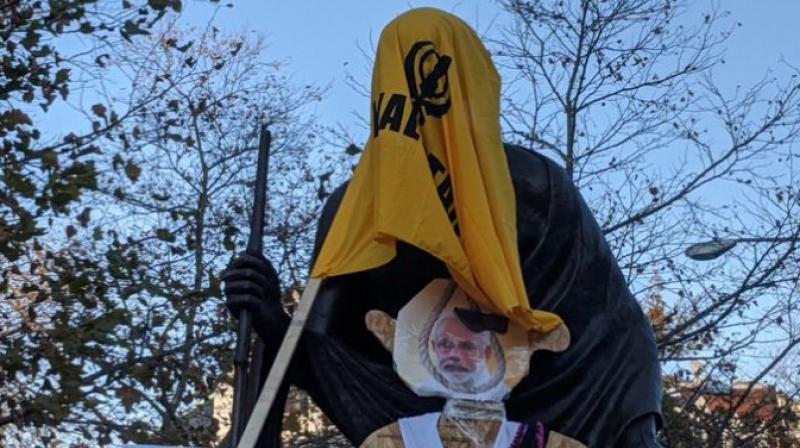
685, 237, 796, 261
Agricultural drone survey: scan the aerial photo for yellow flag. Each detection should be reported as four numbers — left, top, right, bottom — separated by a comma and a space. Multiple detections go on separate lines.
311, 8, 562, 333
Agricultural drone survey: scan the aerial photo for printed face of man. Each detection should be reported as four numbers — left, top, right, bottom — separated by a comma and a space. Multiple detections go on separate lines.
431, 316, 492, 389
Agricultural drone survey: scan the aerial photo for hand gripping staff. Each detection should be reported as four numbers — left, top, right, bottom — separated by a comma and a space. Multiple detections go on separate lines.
235, 127, 324, 448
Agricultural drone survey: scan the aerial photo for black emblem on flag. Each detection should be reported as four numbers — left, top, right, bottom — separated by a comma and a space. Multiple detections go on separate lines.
369, 40, 459, 235
403, 41, 452, 139
371, 41, 452, 140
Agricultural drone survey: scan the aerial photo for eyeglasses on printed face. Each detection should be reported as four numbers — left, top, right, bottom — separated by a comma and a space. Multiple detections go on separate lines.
433, 338, 480, 357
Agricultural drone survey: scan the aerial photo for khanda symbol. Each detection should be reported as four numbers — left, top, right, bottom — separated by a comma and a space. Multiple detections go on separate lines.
403, 41, 452, 139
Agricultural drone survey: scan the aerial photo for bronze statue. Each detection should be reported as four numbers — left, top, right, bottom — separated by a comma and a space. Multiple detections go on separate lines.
224, 8, 663, 448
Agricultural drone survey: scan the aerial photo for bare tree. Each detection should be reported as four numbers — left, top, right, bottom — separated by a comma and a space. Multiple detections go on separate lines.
495, 0, 800, 445
1, 1, 186, 445
0, 16, 354, 445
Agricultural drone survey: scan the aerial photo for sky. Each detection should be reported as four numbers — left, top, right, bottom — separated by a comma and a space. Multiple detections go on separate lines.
177, 0, 800, 139
43, 1, 800, 152
181, 1, 507, 133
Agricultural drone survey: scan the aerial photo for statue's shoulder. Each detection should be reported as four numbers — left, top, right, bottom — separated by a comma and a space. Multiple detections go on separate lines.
326, 144, 565, 200
503, 143, 571, 200
504, 142, 570, 177
319, 144, 570, 237
314, 180, 349, 248
504, 143, 549, 175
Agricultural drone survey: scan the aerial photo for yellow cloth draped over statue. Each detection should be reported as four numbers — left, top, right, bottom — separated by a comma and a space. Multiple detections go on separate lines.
311, 8, 561, 333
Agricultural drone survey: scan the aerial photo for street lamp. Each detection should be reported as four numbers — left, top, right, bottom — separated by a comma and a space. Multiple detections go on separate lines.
685, 237, 796, 261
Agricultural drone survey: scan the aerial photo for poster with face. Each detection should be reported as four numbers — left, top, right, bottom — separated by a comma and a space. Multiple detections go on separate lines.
394, 279, 533, 401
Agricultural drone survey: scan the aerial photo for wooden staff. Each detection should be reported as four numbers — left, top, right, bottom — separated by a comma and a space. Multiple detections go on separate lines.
231, 126, 271, 447
237, 277, 322, 448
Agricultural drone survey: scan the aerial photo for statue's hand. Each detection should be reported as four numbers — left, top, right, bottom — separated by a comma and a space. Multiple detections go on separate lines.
222, 253, 287, 335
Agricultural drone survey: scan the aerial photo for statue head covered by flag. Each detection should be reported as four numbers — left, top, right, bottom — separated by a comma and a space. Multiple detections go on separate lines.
311, 7, 562, 334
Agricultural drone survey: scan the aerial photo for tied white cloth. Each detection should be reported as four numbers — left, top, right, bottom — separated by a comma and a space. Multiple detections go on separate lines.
398, 412, 524, 448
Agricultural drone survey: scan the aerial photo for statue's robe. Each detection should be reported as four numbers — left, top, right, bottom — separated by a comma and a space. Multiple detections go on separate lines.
252, 144, 662, 447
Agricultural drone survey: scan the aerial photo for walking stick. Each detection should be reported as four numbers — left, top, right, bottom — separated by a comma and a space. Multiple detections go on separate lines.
231, 126, 271, 447
237, 277, 322, 448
